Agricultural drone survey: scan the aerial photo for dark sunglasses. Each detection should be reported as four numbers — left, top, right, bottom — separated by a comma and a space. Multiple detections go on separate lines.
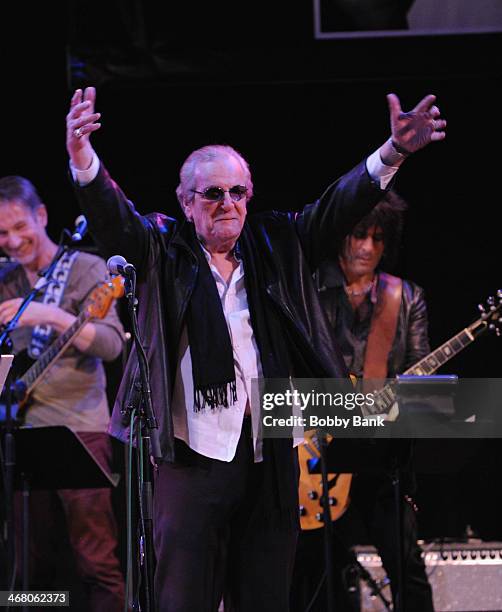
191, 185, 248, 202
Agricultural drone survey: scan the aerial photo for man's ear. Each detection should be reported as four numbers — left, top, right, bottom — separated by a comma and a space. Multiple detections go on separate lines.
36, 204, 48, 228
182, 199, 193, 222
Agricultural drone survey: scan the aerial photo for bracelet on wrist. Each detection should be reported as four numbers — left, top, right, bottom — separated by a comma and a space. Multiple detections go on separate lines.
390, 138, 411, 157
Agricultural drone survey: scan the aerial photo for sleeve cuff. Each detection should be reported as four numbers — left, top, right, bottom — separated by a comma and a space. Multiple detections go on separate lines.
366, 149, 399, 190
70, 153, 100, 186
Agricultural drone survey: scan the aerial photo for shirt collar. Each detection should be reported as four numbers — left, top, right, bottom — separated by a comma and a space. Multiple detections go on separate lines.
199, 242, 241, 263
316, 258, 379, 304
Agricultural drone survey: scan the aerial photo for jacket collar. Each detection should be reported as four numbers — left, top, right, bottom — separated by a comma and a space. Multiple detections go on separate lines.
316, 258, 345, 292
170, 218, 198, 257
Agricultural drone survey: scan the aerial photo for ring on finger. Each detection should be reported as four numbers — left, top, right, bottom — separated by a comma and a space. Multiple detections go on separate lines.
74, 127, 84, 138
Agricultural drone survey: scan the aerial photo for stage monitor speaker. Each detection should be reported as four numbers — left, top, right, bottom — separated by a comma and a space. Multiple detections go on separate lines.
355, 541, 502, 611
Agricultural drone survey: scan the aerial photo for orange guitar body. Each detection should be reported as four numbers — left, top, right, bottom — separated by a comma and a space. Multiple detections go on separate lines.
298, 437, 352, 530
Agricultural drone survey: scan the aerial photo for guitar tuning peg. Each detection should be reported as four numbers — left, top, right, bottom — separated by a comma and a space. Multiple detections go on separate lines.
496, 328, 501, 337
497, 289, 502, 298
487, 297, 495, 306
478, 304, 486, 313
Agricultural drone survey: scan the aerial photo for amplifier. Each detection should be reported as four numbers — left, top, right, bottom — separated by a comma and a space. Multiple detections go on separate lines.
355, 541, 502, 611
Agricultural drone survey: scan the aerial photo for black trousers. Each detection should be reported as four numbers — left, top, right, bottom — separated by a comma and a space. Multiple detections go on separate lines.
153, 418, 298, 612
351, 475, 433, 611
292, 473, 434, 612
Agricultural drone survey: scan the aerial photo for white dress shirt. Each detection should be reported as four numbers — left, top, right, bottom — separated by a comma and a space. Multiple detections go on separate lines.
171, 249, 267, 462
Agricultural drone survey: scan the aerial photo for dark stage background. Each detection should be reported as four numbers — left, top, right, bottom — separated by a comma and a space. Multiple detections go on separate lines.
2, 1, 501, 555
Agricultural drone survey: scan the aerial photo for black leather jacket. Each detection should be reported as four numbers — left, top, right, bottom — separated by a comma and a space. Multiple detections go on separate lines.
75, 160, 386, 461
315, 260, 430, 377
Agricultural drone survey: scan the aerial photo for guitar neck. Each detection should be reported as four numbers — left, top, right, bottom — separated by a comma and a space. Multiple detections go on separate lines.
404, 317, 488, 376
20, 310, 89, 395
369, 316, 488, 415
405, 331, 471, 376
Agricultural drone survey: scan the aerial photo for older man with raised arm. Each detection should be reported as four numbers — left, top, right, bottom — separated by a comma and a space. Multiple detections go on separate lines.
65, 86, 445, 612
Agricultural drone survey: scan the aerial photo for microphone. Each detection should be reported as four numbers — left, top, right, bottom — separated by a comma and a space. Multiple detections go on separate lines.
71, 215, 88, 241
107, 255, 136, 277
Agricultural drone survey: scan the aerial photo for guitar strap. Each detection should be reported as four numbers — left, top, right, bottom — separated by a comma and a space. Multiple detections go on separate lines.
363, 272, 402, 379
28, 250, 79, 359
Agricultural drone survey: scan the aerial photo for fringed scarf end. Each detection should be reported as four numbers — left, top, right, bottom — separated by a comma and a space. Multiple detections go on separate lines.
193, 380, 238, 412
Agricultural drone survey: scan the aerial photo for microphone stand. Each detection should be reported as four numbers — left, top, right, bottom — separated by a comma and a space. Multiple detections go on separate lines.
318, 431, 336, 612
0, 360, 16, 594
0, 228, 78, 593
121, 269, 161, 612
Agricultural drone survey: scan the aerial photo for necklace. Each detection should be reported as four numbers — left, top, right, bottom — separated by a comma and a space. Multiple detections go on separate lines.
344, 277, 376, 297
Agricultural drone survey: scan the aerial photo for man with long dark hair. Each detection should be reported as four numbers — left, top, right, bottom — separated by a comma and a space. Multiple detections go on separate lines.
295, 191, 434, 611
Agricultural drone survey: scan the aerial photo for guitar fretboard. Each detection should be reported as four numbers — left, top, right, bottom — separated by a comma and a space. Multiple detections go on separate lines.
404, 329, 473, 376
368, 324, 483, 416
21, 311, 89, 393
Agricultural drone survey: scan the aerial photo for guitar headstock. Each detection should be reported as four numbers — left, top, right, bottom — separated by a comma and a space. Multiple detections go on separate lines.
86, 276, 125, 320
477, 289, 502, 337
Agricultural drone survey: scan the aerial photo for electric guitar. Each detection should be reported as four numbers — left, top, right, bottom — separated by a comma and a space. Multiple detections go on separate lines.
2, 276, 124, 422
299, 290, 502, 530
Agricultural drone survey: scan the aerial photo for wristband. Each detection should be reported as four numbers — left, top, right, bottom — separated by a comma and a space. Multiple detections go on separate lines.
390, 138, 411, 157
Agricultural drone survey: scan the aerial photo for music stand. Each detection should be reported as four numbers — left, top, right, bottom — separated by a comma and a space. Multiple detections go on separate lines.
308, 376, 469, 612
12, 426, 119, 591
